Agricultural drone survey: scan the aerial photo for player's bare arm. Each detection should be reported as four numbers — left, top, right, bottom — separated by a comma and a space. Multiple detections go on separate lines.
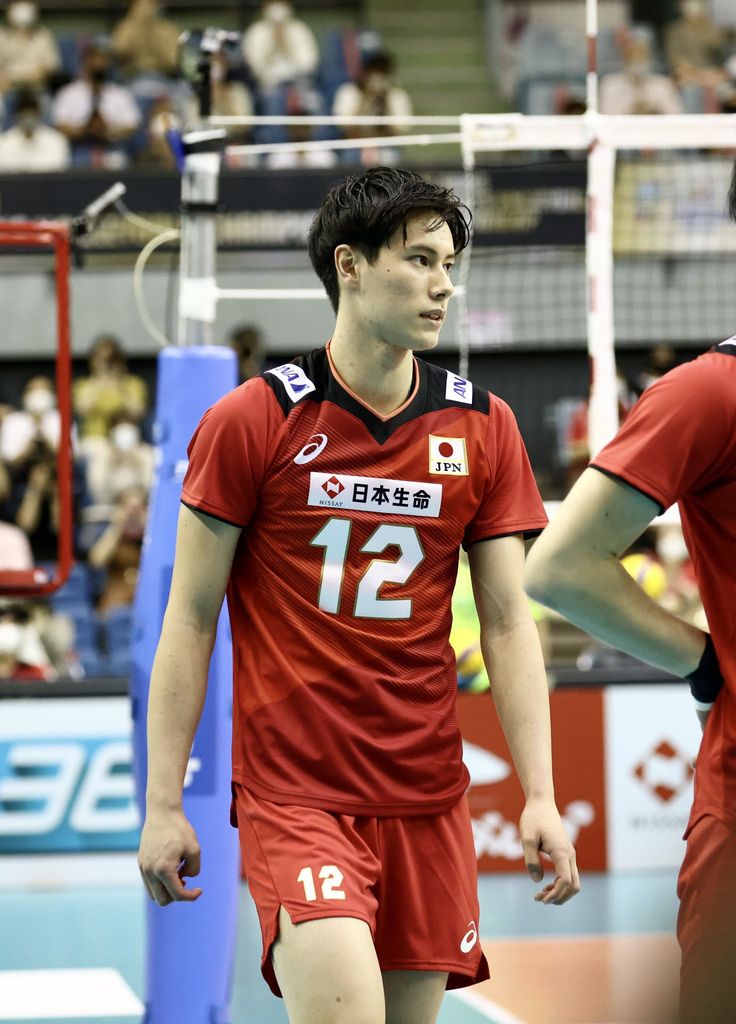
138, 504, 241, 906
524, 469, 710, 696
468, 535, 580, 906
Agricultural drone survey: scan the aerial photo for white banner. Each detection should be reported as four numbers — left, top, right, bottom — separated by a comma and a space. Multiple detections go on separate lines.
605, 685, 702, 871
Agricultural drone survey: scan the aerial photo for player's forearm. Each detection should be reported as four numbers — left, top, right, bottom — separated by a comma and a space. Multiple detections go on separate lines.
481, 615, 554, 801
525, 548, 706, 678
145, 615, 215, 812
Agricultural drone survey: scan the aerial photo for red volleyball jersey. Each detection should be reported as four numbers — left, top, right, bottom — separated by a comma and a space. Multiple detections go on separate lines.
592, 341, 736, 831
182, 346, 547, 816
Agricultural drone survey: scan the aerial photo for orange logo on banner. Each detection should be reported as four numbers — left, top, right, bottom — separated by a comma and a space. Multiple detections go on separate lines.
457, 690, 607, 872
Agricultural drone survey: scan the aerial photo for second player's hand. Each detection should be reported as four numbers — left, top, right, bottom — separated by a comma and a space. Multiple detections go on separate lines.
138, 807, 203, 906
519, 798, 580, 906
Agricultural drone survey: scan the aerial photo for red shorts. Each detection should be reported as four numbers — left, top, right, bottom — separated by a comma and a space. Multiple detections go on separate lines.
231, 784, 490, 998
677, 814, 736, 1024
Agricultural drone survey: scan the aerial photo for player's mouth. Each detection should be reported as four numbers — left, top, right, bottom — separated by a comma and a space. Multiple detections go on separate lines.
420, 309, 445, 324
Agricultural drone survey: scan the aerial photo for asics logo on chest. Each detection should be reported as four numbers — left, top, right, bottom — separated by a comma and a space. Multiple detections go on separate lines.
294, 434, 328, 465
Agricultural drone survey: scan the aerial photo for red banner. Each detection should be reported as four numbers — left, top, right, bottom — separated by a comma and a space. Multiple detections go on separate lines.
458, 689, 607, 872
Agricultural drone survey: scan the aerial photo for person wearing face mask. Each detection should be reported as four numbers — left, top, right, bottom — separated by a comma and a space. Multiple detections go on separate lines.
0, 377, 60, 562
73, 334, 148, 439
665, 0, 728, 88
332, 51, 412, 166
51, 40, 141, 167
600, 30, 684, 115
84, 412, 154, 513
0, 89, 69, 171
0, 600, 54, 681
0, 1, 60, 96
0, 376, 60, 469
242, 0, 320, 144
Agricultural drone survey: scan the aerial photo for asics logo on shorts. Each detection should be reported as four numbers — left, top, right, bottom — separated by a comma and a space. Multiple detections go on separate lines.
460, 921, 478, 953
294, 434, 328, 465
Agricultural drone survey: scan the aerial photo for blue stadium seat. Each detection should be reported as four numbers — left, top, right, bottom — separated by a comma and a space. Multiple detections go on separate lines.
100, 605, 134, 679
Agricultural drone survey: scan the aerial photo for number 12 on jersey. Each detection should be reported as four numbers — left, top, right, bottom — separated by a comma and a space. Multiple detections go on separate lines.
310, 517, 425, 620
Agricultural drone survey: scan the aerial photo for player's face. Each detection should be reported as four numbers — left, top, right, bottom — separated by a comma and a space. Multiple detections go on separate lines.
357, 212, 456, 353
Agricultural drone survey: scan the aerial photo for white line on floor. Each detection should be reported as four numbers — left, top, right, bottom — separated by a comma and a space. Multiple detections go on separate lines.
449, 988, 530, 1024
0, 968, 144, 1019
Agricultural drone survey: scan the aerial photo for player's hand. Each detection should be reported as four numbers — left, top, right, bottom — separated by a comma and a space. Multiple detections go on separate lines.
519, 797, 580, 906
138, 807, 203, 906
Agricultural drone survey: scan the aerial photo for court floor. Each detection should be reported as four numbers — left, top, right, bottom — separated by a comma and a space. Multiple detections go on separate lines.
0, 864, 681, 1024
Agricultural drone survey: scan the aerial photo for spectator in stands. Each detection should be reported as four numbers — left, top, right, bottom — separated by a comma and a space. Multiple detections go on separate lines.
73, 335, 147, 440
0, 89, 69, 171
227, 324, 265, 382
600, 30, 684, 115
84, 411, 154, 511
112, 0, 180, 80
134, 92, 180, 166
0, 1, 60, 97
52, 40, 141, 168
0, 377, 60, 560
628, 0, 680, 49
635, 342, 677, 394
0, 600, 50, 681
665, 0, 727, 87
242, 0, 319, 143
89, 485, 147, 613
332, 51, 412, 166
0, 375, 60, 469
264, 84, 334, 168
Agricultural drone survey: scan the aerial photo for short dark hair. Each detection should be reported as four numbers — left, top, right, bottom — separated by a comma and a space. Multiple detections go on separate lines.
307, 167, 472, 312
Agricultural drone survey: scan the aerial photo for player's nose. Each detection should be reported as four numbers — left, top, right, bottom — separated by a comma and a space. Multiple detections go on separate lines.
430, 269, 454, 301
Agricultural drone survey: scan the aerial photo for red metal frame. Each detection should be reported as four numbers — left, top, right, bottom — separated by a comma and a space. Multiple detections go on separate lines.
0, 221, 73, 596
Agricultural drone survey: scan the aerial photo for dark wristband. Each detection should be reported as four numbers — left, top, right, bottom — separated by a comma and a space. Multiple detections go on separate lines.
685, 635, 724, 705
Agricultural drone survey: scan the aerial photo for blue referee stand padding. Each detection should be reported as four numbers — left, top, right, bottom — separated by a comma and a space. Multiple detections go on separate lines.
131, 346, 240, 1024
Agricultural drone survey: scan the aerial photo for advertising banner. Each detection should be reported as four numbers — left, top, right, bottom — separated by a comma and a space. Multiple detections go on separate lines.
457, 690, 607, 873
604, 685, 702, 871
0, 698, 140, 853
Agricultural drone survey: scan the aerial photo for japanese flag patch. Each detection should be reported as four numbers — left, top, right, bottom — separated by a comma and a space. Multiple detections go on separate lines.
428, 435, 468, 476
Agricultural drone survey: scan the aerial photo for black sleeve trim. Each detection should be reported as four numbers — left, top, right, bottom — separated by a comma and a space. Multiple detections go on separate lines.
589, 465, 665, 515
181, 500, 246, 529
463, 527, 545, 550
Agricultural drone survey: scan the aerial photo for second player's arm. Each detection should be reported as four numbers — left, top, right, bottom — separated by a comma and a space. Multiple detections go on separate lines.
137, 504, 241, 906
468, 535, 579, 905
524, 470, 710, 684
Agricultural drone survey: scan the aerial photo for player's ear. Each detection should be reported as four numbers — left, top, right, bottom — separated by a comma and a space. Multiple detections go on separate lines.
334, 244, 359, 296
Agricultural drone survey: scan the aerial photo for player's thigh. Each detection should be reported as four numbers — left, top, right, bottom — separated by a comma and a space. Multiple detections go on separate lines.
677, 815, 736, 1024
272, 906, 385, 1024
382, 969, 448, 1024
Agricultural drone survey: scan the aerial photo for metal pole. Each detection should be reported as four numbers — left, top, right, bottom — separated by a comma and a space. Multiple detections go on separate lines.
178, 141, 223, 346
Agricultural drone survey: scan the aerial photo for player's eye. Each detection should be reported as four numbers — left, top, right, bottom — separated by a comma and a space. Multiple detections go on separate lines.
444, 263, 455, 275
412, 255, 429, 266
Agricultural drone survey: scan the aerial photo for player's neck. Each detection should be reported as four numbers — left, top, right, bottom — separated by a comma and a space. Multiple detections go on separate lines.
329, 325, 414, 418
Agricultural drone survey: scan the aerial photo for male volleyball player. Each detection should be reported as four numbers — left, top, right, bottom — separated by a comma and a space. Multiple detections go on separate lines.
138, 167, 579, 1024
525, 177, 736, 1022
